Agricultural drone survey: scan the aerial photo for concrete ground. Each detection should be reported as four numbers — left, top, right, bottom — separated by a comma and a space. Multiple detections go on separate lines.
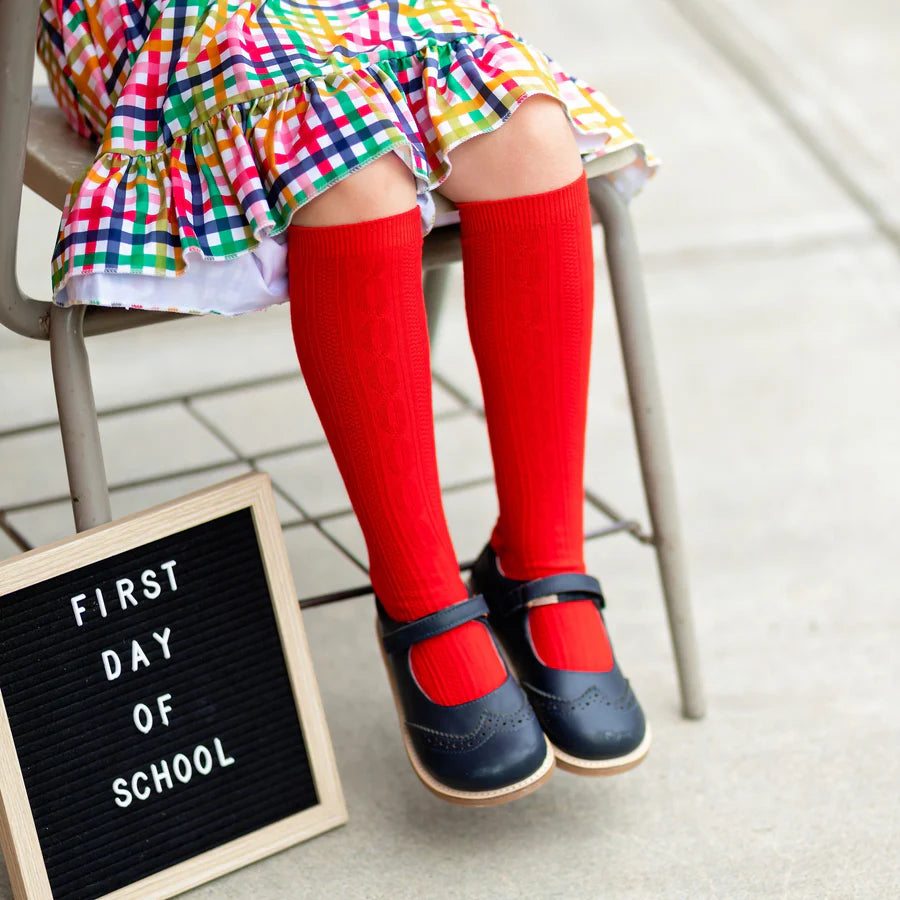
2, 1, 899, 897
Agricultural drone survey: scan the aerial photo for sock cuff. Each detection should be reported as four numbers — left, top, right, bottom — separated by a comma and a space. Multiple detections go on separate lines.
454, 170, 589, 233
288, 204, 422, 257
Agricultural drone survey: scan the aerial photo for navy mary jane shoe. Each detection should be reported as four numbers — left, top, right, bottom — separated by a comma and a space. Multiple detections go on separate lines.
469, 544, 651, 776
376, 594, 555, 805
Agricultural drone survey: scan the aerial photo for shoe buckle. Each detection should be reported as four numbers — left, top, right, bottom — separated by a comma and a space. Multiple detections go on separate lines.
525, 594, 561, 609
524, 591, 606, 613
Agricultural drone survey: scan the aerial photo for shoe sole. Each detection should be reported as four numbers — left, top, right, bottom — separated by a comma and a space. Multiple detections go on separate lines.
551, 722, 652, 776
376, 619, 556, 806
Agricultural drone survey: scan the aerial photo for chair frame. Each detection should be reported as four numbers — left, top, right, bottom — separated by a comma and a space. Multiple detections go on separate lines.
1, 0, 704, 719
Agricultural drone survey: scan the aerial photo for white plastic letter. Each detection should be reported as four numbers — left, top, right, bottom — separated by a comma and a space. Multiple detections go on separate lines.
133, 703, 153, 734
172, 754, 192, 784
141, 569, 161, 600
112, 777, 132, 808
71, 594, 87, 627
150, 760, 173, 793
116, 578, 137, 609
159, 560, 178, 591
152, 628, 171, 660
101, 650, 121, 681
214, 737, 235, 767
156, 693, 172, 726
131, 640, 150, 672
193, 744, 213, 775
131, 771, 150, 801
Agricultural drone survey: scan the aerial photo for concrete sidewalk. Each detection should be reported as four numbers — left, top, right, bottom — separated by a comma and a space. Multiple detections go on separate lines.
2, 1, 898, 897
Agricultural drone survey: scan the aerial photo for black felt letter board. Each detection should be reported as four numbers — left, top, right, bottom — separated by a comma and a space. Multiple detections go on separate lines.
0, 508, 318, 899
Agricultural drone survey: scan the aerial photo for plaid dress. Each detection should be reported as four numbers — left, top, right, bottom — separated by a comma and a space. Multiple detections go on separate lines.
37, 1, 656, 315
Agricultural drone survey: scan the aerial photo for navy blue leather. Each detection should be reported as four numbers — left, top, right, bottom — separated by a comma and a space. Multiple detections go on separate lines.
495, 573, 605, 618
376, 600, 548, 792
469, 544, 646, 762
379, 595, 490, 656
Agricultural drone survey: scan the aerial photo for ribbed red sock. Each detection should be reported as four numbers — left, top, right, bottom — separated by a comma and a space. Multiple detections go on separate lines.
288, 207, 506, 705
456, 172, 613, 673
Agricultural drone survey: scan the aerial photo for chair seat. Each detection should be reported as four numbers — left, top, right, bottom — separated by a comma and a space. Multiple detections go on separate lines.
24, 87, 98, 210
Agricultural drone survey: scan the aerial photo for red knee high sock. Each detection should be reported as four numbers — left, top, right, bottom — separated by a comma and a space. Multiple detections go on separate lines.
288, 207, 505, 705
456, 171, 613, 673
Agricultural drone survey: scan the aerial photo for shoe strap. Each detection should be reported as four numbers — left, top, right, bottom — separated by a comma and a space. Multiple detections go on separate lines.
379, 595, 491, 656
494, 573, 605, 618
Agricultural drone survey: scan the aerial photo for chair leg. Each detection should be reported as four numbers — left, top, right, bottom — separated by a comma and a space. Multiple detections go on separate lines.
49, 304, 112, 533
423, 266, 450, 344
589, 177, 706, 720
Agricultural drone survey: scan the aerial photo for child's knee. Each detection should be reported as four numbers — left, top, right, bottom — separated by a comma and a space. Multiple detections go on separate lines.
437, 94, 583, 202
290, 150, 418, 227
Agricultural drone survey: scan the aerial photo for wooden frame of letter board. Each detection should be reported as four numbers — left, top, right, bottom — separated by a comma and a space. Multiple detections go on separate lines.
0, 472, 347, 900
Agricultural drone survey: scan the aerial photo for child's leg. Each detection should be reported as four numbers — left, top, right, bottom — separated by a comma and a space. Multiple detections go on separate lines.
288, 152, 505, 705
438, 96, 612, 672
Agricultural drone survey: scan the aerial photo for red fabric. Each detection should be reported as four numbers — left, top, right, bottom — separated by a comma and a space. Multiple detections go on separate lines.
288, 207, 506, 705
457, 172, 613, 673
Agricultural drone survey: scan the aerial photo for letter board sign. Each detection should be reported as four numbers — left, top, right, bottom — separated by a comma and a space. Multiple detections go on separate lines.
0, 473, 345, 899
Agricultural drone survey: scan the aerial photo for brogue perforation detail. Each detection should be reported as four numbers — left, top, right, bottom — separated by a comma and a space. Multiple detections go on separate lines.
407, 701, 537, 754
524, 681, 637, 717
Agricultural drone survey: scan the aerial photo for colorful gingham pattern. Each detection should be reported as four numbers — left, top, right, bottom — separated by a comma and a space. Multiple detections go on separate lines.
37, 0, 656, 314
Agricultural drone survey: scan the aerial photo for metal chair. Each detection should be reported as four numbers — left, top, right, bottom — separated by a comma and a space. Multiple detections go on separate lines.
0, 0, 704, 718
